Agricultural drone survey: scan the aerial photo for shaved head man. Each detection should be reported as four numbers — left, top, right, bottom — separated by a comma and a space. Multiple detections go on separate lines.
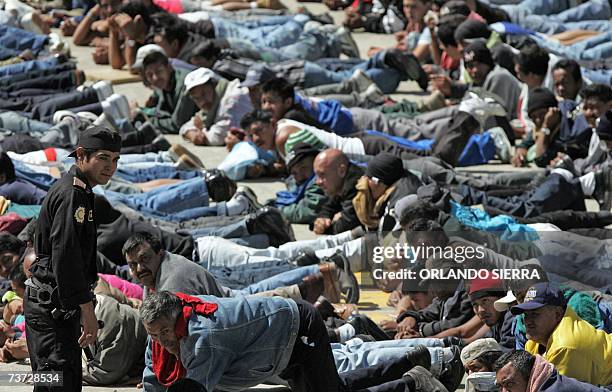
312, 149, 364, 235
314, 149, 349, 198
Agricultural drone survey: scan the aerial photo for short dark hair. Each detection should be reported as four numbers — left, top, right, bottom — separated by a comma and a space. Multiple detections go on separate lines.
551, 59, 582, 84
191, 40, 223, 62
0, 233, 25, 255
441, 0, 471, 16
142, 50, 169, 70
475, 350, 504, 371
438, 14, 467, 47
0, 152, 16, 182
122, 232, 163, 259
240, 109, 273, 130
261, 77, 295, 102
119, 0, 163, 28
493, 350, 535, 381
404, 218, 450, 247
149, 13, 189, 46
580, 83, 612, 103
9, 262, 26, 287
399, 201, 440, 227
515, 44, 549, 77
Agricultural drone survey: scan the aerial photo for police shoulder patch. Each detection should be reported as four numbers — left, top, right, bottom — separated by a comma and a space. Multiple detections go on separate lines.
74, 206, 86, 223
73, 177, 87, 189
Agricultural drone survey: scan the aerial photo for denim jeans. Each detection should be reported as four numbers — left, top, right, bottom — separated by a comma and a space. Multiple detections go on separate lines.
13, 160, 57, 191
332, 337, 446, 375
215, 263, 319, 292
231, 28, 341, 62
196, 230, 356, 269
0, 57, 60, 77
114, 164, 202, 183
118, 152, 174, 165
582, 68, 612, 86
101, 176, 209, 216
0, 24, 48, 54
533, 31, 612, 61
212, 14, 308, 49
304, 51, 402, 94
0, 111, 52, 135
501, 0, 611, 34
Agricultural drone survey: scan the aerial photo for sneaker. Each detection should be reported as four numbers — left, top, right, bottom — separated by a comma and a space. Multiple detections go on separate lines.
175, 155, 202, 171
488, 126, 512, 163
234, 185, 263, 213
383, 49, 428, 91
92, 80, 114, 102
335, 26, 361, 59
359, 83, 385, 105
349, 69, 374, 93
314, 295, 336, 319
319, 263, 341, 303
53, 110, 77, 125
438, 346, 465, 392
458, 93, 507, 127
102, 93, 130, 121
406, 345, 431, 370
441, 337, 465, 348
346, 314, 390, 341
403, 366, 449, 392
246, 206, 296, 247
138, 122, 161, 144
300, 275, 325, 304
93, 112, 119, 132
293, 248, 320, 266
323, 251, 359, 304
204, 169, 236, 202
54, 116, 81, 146
152, 135, 171, 151
75, 111, 99, 126
593, 165, 612, 211
169, 144, 205, 168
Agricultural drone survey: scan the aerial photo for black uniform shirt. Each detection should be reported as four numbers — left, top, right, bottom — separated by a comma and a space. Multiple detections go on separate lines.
31, 165, 97, 309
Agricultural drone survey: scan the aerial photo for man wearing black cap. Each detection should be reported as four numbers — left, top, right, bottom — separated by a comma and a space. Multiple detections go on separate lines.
432, 41, 521, 124
24, 125, 121, 391
276, 142, 328, 224
353, 152, 422, 231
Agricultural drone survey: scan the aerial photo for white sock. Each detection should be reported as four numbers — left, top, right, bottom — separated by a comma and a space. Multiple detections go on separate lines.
579, 172, 596, 196
226, 195, 247, 216
337, 324, 356, 343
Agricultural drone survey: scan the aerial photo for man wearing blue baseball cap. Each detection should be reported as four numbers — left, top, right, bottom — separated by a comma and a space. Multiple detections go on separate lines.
510, 282, 612, 386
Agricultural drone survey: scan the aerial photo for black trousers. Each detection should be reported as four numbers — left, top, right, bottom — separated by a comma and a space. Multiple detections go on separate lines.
0, 63, 76, 86
31, 88, 99, 121
4, 70, 77, 92
23, 288, 83, 392
360, 112, 479, 167
280, 301, 414, 392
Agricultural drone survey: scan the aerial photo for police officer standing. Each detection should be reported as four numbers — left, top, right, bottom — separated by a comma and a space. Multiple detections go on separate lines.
24, 126, 121, 391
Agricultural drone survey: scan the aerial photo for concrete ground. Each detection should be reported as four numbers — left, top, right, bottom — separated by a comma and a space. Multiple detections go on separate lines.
1, 1, 603, 390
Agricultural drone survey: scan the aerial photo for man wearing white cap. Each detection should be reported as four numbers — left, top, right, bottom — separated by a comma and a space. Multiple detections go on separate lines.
132, 44, 196, 74
179, 67, 253, 146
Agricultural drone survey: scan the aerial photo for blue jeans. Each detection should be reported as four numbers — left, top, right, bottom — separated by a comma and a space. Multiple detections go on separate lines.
0, 24, 48, 54
534, 31, 612, 61
196, 231, 355, 269
0, 57, 60, 77
332, 338, 446, 375
0, 111, 52, 134
231, 29, 341, 62
101, 176, 209, 216
304, 51, 402, 94
501, 0, 611, 34
582, 68, 612, 86
13, 160, 57, 191
212, 14, 308, 49
114, 164, 202, 183
213, 263, 319, 292
118, 152, 174, 166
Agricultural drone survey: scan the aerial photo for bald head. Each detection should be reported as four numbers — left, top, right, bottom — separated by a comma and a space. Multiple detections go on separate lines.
314, 149, 349, 196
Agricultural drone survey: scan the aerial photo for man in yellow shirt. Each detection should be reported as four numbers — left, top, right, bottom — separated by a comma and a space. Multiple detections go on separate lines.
510, 282, 612, 386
